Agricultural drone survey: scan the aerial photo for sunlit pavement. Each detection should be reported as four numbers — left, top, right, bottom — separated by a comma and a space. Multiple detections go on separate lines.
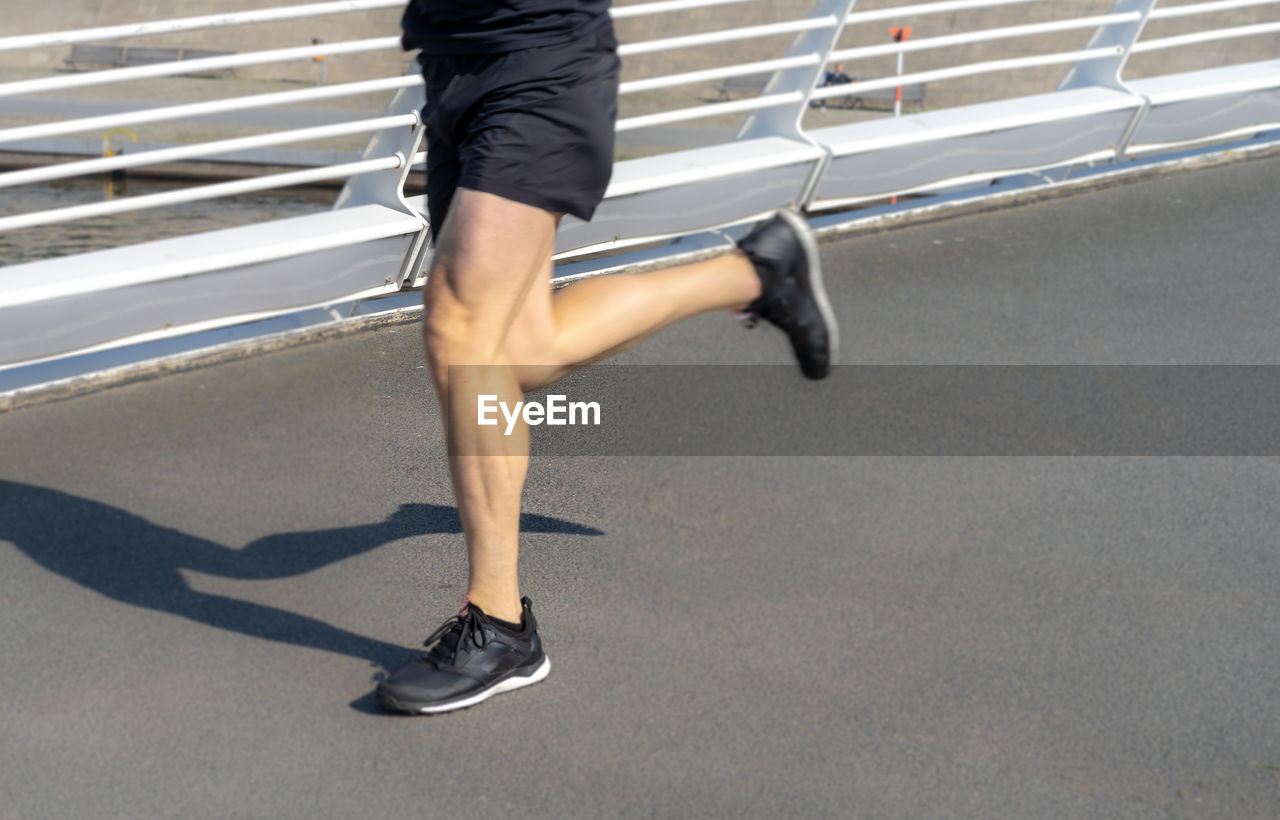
2, 155, 1278, 818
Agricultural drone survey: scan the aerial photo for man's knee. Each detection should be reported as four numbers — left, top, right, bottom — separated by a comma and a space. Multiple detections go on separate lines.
423, 293, 479, 364
420, 262, 513, 379
418, 189, 560, 376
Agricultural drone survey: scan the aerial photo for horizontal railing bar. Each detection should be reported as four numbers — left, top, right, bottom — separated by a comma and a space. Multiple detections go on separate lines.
1128, 66, 1280, 104
0, 0, 403, 54
820, 94, 1139, 153
811, 147, 1119, 209
0, 156, 402, 234
829, 13, 1140, 63
611, 0, 763, 19
1132, 20, 1280, 52
1127, 119, 1280, 153
618, 16, 838, 57
615, 91, 803, 131
829, 12, 1141, 62
0, 114, 417, 190
0, 75, 422, 145
845, 0, 1041, 26
1148, 0, 1280, 20
605, 142, 822, 197
0, 37, 401, 100
619, 54, 819, 94
809, 46, 1123, 99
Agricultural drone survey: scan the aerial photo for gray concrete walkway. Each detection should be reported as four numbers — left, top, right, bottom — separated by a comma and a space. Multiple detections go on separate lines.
2, 156, 1279, 818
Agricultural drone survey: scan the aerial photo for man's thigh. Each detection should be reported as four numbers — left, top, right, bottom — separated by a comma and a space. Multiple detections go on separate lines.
426, 188, 559, 352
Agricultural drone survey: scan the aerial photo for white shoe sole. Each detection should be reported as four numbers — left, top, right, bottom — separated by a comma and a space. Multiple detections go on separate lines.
774, 208, 839, 367
383, 655, 551, 715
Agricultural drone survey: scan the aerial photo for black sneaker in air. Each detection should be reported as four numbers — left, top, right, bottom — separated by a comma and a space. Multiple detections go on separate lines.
376, 597, 549, 715
737, 209, 838, 380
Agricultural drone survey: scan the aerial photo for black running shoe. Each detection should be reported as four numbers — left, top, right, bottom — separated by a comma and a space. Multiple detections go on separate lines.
737, 209, 838, 380
376, 597, 550, 715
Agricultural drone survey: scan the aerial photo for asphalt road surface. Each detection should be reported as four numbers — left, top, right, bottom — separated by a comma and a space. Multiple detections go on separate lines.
2, 154, 1279, 819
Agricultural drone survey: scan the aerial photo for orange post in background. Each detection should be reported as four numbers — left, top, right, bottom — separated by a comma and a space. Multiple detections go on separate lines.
312, 37, 326, 86
889, 27, 912, 118
888, 27, 912, 204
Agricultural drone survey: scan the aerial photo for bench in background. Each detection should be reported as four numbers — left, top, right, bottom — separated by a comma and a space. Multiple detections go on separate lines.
849, 82, 927, 111
814, 80, 927, 111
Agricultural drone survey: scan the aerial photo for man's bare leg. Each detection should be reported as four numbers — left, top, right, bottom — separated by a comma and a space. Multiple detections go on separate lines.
503, 244, 765, 392
422, 191, 556, 624
380, 189, 829, 714
423, 189, 761, 622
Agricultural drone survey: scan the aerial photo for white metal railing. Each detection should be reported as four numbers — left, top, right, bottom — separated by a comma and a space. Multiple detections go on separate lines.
818, 3, 1140, 106
0, 115, 416, 189
610, 0, 762, 18
618, 54, 820, 95
1133, 20, 1280, 53
0, 0, 417, 239
844, 0, 1043, 25
616, 91, 806, 131
1121, 0, 1280, 155
828, 15, 1143, 63
1148, 0, 1279, 19
617, 17, 839, 56
0, 0, 405, 53
0, 75, 419, 146
0, 157, 402, 234
1122, 0, 1280, 60
1, 0, 1278, 379
809, 46, 1125, 103
0, 38, 402, 99
2, 0, 1274, 229
612, 10, 839, 131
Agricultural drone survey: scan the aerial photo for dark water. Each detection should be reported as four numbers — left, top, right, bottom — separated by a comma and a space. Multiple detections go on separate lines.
0, 176, 336, 266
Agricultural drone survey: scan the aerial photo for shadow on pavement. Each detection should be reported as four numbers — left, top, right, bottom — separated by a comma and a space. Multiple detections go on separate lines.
0, 480, 603, 677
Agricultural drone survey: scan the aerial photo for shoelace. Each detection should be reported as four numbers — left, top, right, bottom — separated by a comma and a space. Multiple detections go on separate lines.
423, 608, 489, 667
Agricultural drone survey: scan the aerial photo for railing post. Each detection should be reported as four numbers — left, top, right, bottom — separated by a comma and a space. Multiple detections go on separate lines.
1051, 0, 1160, 174
332, 57, 427, 213
1057, 0, 1159, 93
333, 56, 429, 288
734, 0, 858, 143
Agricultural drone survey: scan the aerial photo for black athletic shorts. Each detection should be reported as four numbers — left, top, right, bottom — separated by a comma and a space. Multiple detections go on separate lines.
419, 20, 620, 236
